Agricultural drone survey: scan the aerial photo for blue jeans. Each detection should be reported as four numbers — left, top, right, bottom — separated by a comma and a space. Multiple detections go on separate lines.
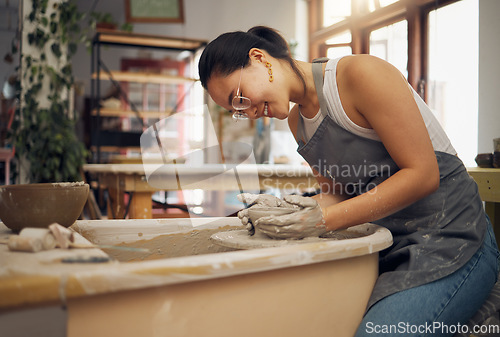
355, 222, 500, 337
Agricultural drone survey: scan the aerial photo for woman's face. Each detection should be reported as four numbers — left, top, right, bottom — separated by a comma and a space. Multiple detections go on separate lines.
206, 59, 290, 120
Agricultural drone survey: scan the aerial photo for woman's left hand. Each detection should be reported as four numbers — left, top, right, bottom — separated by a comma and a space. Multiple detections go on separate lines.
254, 195, 326, 239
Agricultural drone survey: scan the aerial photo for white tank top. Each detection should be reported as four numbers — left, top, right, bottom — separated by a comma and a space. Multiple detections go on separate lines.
301, 57, 456, 155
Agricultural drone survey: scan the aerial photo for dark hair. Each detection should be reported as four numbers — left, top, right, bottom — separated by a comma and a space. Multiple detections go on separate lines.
198, 26, 306, 95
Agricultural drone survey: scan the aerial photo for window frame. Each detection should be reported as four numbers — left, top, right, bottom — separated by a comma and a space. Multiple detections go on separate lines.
308, 0, 461, 100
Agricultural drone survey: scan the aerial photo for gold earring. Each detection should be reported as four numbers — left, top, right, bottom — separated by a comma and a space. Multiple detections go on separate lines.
266, 62, 273, 82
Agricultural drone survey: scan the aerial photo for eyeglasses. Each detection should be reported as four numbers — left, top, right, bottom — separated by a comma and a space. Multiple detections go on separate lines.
231, 67, 251, 121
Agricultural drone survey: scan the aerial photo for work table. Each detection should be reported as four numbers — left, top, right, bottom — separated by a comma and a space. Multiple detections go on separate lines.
0, 223, 111, 309
83, 163, 319, 218
466, 167, 500, 242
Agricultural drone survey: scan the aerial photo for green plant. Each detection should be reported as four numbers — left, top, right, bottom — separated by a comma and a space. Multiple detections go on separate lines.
9, 0, 88, 183
89, 11, 134, 33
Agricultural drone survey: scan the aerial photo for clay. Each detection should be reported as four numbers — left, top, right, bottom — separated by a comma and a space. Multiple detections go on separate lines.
50, 182, 86, 187
49, 223, 75, 249
211, 229, 366, 249
247, 207, 297, 223
237, 193, 297, 235
253, 195, 326, 240
237, 193, 296, 208
100, 226, 239, 262
20, 228, 57, 250
8, 235, 44, 252
237, 194, 329, 240
7, 227, 58, 252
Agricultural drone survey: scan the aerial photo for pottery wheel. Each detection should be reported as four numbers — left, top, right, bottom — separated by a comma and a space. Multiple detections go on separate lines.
210, 229, 364, 250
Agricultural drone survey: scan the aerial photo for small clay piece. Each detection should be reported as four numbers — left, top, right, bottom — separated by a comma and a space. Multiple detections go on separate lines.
18, 228, 56, 250
8, 235, 44, 252
7, 228, 56, 252
49, 223, 75, 249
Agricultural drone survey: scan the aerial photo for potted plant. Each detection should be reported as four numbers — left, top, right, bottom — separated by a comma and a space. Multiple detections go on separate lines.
9, 0, 88, 183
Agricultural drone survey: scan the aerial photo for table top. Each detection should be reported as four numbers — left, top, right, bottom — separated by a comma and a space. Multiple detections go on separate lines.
83, 163, 316, 177
467, 167, 500, 203
466, 167, 500, 173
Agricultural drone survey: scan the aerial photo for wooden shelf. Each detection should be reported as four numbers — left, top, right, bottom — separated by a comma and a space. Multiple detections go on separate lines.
91, 108, 175, 118
92, 71, 197, 84
90, 31, 206, 163
94, 30, 207, 51
91, 145, 141, 153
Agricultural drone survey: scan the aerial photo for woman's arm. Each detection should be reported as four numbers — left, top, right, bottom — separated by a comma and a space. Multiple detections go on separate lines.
311, 167, 352, 206
322, 55, 440, 231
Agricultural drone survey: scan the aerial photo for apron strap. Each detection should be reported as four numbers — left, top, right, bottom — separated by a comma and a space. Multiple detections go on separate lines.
296, 58, 330, 143
312, 58, 330, 118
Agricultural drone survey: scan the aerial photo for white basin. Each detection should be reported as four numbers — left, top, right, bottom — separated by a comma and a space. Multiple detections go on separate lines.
0, 218, 392, 337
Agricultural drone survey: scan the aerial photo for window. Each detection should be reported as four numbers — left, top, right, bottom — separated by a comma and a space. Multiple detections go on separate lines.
369, 20, 408, 77
428, 0, 478, 166
325, 31, 352, 58
309, 0, 479, 164
369, 0, 399, 11
323, 0, 351, 27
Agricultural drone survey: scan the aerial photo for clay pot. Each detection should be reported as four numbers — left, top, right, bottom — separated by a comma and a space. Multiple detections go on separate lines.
0, 182, 89, 232
494, 152, 500, 168
475, 153, 493, 168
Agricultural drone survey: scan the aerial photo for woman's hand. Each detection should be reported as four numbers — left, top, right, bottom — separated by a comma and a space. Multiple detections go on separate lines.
254, 195, 326, 239
237, 193, 298, 234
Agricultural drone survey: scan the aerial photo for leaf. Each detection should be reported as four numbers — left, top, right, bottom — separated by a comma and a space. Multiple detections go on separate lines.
51, 43, 62, 58
11, 40, 18, 54
50, 21, 57, 34
27, 33, 35, 45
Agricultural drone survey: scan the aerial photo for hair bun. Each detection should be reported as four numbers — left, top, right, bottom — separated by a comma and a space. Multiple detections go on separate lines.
247, 26, 290, 55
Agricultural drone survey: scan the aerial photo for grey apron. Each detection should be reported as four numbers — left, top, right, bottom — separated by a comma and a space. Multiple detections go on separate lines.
296, 58, 488, 310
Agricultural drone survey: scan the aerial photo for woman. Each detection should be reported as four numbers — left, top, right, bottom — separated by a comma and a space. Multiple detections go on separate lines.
198, 26, 499, 336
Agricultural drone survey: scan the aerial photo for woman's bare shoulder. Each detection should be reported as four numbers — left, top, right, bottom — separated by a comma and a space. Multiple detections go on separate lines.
338, 54, 402, 86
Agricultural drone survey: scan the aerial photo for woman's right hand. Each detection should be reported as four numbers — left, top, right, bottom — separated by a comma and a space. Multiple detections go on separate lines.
236, 193, 298, 234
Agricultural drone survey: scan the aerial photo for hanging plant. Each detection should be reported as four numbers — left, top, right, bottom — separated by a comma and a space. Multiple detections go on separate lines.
9, 0, 88, 183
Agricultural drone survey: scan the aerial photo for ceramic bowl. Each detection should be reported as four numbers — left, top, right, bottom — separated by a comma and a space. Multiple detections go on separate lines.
475, 153, 493, 168
247, 207, 297, 223
0, 182, 89, 232
494, 152, 500, 168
